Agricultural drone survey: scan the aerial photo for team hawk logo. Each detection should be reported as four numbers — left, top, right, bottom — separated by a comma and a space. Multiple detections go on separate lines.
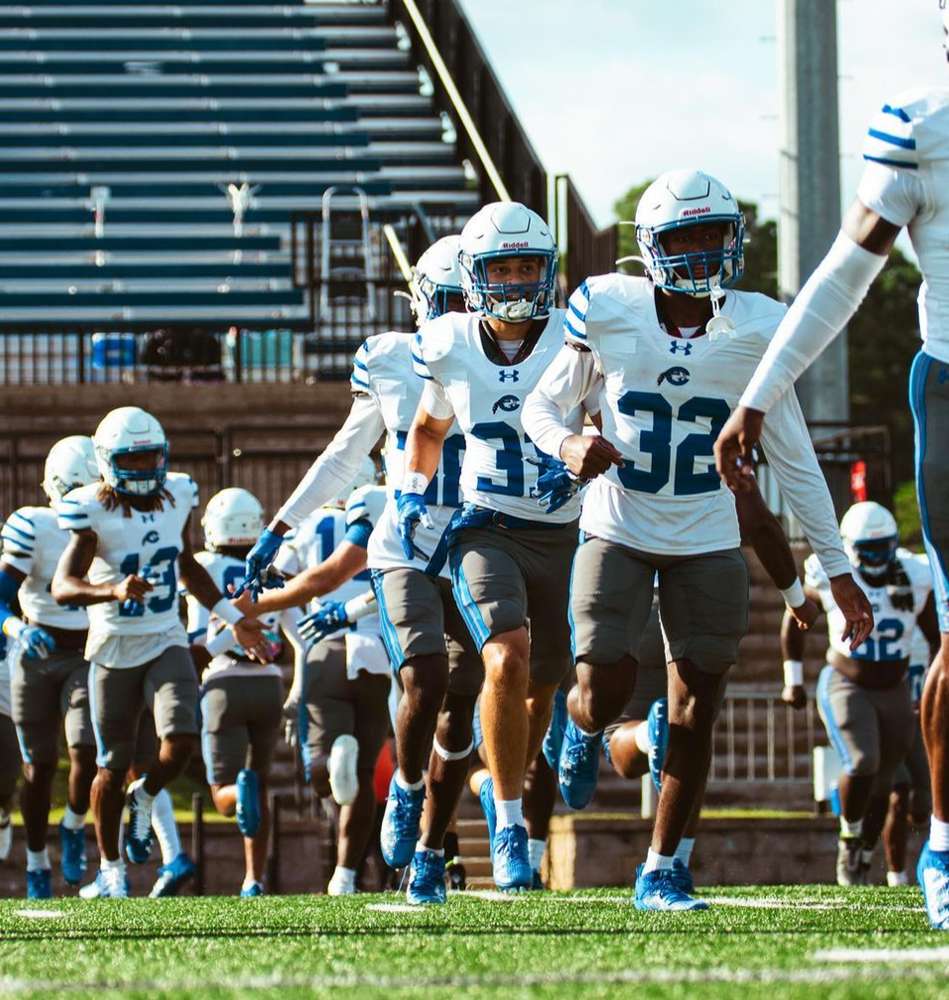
492, 394, 521, 414
657, 366, 690, 387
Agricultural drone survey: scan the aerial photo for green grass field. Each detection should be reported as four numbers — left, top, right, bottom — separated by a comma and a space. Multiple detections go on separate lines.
0, 886, 947, 1000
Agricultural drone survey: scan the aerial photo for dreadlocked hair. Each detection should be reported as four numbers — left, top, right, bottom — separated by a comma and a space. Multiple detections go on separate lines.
884, 555, 915, 613
97, 483, 175, 519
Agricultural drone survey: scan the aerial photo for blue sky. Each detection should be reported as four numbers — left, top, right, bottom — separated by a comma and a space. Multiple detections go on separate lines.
456, 0, 947, 228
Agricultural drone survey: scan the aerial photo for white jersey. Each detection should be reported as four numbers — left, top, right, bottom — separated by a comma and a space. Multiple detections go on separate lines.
413, 309, 586, 523
352, 331, 467, 578
806, 548, 933, 663
859, 87, 949, 364
0, 637, 10, 717
1, 506, 88, 631
523, 275, 850, 574
184, 551, 282, 681
57, 472, 198, 661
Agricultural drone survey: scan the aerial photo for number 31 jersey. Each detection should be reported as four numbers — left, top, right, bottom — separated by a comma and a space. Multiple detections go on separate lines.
413, 309, 586, 524
57, 472, 199, 639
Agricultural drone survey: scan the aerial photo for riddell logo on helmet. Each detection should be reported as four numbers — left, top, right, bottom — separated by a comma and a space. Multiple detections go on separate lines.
680, 207, 712, 218
501, 242, 530, 249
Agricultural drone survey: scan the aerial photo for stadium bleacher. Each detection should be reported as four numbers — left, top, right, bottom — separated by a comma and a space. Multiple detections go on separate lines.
0, 0, 479, 329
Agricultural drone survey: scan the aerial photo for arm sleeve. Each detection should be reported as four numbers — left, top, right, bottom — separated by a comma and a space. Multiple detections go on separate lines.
342, 520, 372, 550
522, 345, 603, 458
275, 394, 385, 529
0, 510, 36, 574
758, 390, 852, 579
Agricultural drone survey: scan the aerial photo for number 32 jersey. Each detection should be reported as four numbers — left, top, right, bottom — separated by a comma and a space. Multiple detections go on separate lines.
58, 472, 199, 643
413, 309, 586, 524
525, 275, 850, 575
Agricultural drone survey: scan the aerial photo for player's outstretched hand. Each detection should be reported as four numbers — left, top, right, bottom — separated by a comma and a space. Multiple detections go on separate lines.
786, 595, 820, 631
234, 528, 285, 603
782, 684, 807, 710
828, 573, 874, 652
559, 434, 624, 479
232, 615, 267, 658
21, 624, 56, 660
397, 492, 433, 560
714, 406, 764, 492
298, 600, 350, 643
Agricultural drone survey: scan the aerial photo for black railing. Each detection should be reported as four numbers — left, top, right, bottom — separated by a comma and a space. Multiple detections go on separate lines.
558, 175, 619, 296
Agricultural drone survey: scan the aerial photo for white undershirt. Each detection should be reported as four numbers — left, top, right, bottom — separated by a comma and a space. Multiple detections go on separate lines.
498, 339, 523, 363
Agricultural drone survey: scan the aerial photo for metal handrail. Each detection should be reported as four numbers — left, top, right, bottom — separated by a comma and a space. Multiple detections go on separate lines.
396, 0, 510, 203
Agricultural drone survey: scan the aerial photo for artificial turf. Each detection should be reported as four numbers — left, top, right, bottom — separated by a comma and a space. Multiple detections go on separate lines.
0, 886, 946, 1000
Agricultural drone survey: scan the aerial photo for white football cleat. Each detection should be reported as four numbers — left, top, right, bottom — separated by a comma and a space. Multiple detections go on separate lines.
327, 866, 357, 897
328, 735, 359, 806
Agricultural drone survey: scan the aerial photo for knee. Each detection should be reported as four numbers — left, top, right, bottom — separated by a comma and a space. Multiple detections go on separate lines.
210, 786, 236, 816
22, 761, 55, 786
483, 644, 529, 689
435, 695, 476, 752
97, 768, 126, 795
401, 660, 449, 717
162, 733, 198, 762
846, 750, 880, 778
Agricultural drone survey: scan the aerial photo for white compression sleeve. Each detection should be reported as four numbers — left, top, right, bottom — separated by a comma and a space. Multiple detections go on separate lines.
522, 347, 601, 458
741, 232, 887, 413
275, 394, 385, 529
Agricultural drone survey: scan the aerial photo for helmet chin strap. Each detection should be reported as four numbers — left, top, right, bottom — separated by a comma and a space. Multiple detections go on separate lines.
706, 285, 736, 341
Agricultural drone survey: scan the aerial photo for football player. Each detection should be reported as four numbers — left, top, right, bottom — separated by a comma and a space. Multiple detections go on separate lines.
783, 502, 938, 885
0, 436, 99, 897
237, 237, 484, 905
185, 488, 283, 898
522, 169, 872, 910
233, 470, 389, 897
712, 2, 949, 928
0, 635, 17, 867
51, 407, 266, 898
402, 202, 592, 891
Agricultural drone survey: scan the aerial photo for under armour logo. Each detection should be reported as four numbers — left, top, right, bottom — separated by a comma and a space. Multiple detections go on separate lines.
140, 513, 155, 523
142, 530, 160, 545
499, 369, 520, 383
657, 366, 690, 387
492, 394, 521, 414
669, 342, 693, 356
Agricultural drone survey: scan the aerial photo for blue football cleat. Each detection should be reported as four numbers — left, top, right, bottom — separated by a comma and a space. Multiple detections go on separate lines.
26, 868, 52, 900
125, 778, 154, 865
240, 881, 265, 898
646, 698, 669, 793
380, 772, 425, 869
236, 768, 261, 838
406, 850, 447, 905
543, 688, 568, 770
492, 824, 532, 892
149, 852, 197, 898
478, 775, 497, 852
59, 820, 87, 885
634, 864, 708, 911
918, 840, 949, 930
669, 858, 694, 894
558, 718, 602, 810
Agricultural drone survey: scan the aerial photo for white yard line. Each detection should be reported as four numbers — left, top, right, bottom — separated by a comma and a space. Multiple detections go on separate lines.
12, 910, 65, 919
814, 947, 949, 963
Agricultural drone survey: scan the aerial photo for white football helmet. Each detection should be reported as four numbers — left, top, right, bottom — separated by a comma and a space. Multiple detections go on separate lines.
458, 202, 558, 322
41, 435, 98, 505
93, 406, 169, 497
412, 235, 465, 324
202, 488, 265, 550
635, 169, 745, 297
840, 501, 899, 579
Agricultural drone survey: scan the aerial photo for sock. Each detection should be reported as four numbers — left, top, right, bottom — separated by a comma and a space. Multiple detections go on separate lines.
643, 848, 674, 874
860, 849, 874, 865
133, 778, 155, 809
242, 875, 262, 892
887, 870, 909, 886
931, 815, 949, 852
528, 838, 546, 871
396, 772, 425, 793
494, 797, 524, 830
27, 848, 50, 872
574, 722, 603, 740
102, 857, 125, 873
634, 720, 651, 754
418, 845, 445, 858
840, 817, 863, 838
151, 789, 181, 865
332, 865, 356, 888
62, 805, 87, 831
674, 837, 695, 868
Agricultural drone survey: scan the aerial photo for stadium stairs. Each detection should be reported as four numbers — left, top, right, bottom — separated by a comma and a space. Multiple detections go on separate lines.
0, 0, 478, 329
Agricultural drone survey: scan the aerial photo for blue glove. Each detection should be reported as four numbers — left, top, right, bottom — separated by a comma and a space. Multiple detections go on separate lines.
19, 624, 56, 660
529, 457, 588, 514
297, 600, 351, 644
397, 492, 433, 560
121, 562, 151, 617
233, 529, 286, 602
